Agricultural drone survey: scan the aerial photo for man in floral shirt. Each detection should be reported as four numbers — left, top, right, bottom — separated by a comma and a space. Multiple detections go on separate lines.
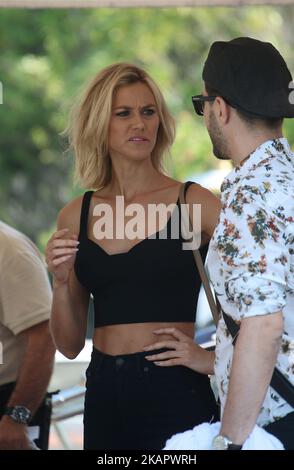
195, 37, 294, 449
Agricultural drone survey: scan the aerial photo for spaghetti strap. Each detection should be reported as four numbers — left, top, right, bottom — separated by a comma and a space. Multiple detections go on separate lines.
177, 181, 194, 231
78, 191, 94, 241
176, 181, 194, 207
184, 181, 195, 197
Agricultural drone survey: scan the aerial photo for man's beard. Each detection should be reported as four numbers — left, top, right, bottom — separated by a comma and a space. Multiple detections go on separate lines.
207, 111, 230, 160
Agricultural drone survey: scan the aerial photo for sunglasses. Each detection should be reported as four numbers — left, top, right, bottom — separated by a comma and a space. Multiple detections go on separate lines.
192, 94, 217, 116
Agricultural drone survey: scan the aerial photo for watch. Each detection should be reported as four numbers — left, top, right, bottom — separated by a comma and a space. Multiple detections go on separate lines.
212, 434, 242, 450
4, 405, 32, 425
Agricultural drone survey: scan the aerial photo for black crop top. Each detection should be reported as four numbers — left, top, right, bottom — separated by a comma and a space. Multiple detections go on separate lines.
74, 182, 207, 328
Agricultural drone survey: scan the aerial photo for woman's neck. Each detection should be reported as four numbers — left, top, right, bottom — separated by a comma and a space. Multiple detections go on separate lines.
108, 159, 164, 201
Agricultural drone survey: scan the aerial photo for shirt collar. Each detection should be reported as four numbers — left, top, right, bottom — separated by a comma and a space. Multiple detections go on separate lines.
222, 137, 290, 188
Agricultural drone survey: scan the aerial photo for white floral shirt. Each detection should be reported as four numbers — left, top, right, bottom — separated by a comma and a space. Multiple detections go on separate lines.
207, 138, 294, 427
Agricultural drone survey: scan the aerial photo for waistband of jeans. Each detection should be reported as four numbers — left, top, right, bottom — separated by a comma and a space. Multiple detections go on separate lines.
90, 346, 171, 373
88, 347, 211, 382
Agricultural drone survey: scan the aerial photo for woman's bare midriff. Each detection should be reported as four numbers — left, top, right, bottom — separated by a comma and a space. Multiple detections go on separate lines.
93, 322, 195, 355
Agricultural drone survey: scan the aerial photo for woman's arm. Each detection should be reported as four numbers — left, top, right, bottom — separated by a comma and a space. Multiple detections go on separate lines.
46, 197, 90, 359
185, 183, 221, 244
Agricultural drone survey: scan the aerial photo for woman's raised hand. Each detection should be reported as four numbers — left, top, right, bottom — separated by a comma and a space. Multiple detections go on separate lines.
45, 228, 79, 286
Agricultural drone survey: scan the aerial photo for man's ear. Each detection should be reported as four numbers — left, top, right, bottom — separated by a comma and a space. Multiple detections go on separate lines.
215, 96, 230, 125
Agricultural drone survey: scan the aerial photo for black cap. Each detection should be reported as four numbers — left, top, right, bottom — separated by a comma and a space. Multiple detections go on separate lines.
202, 37, 294, 118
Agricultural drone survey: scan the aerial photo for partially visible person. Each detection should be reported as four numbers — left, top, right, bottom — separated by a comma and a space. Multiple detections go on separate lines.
0, 221, 55, 450
146, 37, 294, 450
46, 62, 221, 450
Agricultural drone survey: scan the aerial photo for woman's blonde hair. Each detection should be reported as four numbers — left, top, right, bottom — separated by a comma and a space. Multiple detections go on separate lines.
66, 62, 176, 189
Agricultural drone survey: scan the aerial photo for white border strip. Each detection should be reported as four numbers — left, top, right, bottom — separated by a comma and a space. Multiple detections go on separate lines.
0, 0, 293, 9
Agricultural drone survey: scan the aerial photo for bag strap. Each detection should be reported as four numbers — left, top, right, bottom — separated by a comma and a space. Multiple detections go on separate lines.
179, 183, 219, 326
222, 310, 294, 408
179, 182, 294, 408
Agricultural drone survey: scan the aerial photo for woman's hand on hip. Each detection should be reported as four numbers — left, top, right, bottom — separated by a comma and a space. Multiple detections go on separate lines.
143, 327, 215, 374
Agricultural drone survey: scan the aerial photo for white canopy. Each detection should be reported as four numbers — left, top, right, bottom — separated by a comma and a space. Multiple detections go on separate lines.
0, 0, 293, 8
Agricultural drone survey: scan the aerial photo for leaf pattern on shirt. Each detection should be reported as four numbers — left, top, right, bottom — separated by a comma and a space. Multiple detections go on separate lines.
247, 209, 280, 248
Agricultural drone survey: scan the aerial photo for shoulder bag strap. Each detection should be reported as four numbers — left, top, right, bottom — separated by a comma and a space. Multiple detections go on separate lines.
179, 182, 219, 325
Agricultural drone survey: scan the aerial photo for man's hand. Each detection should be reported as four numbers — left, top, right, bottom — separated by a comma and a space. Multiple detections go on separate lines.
0, 415, 32, 450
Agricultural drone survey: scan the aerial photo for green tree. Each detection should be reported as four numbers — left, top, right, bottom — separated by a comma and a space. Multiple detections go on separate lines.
0, 6, 293, 249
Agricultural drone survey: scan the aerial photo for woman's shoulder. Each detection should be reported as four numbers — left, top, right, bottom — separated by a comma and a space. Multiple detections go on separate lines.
57, 194, 86, 233
185, 181, 221, 208
183, 182, 221, 239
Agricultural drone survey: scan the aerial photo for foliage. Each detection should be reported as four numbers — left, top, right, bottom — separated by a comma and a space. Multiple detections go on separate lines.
0, 6, 293, 249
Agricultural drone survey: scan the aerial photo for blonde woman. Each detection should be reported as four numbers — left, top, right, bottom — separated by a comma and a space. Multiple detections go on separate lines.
46, 63, 220, 450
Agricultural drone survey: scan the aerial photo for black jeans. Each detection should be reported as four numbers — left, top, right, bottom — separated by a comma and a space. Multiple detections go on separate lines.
264, 411, 294, 450
83, 347, 219, 450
